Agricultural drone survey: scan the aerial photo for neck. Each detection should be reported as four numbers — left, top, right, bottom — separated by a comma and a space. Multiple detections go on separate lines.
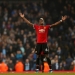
39, 24, 44, 26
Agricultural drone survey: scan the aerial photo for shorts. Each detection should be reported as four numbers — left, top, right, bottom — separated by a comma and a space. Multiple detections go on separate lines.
35, 43, 49, 55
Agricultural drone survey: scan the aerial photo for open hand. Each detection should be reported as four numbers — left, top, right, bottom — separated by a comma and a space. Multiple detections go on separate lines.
62, 16, 67, 21
19, 13, 24, 18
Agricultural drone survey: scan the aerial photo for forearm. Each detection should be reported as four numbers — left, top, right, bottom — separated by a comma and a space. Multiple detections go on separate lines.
50, 20, 62, 27
22, 17, 33, 26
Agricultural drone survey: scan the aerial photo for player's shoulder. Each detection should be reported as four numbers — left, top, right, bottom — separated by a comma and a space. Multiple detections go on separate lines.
33, 24, 39, 29
45, 25, 50, 29
34, 24, 39, 27
34, 24, 38, 26
45, 25, 50, 27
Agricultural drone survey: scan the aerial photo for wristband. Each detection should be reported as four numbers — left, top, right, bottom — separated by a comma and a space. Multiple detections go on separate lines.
60, 20, 62, 22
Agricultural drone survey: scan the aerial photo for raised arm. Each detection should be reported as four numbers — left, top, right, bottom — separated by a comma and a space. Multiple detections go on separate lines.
19, 13, 34, 26
50, 16, 67, 27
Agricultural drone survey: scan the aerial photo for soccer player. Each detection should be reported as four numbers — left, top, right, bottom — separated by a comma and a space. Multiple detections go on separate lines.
19, 12, 67, 72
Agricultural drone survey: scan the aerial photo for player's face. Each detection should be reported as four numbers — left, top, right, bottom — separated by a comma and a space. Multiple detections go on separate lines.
39, 19, 44, 25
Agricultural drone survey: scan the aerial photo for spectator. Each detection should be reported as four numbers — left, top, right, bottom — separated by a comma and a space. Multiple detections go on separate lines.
25, 59, 31, 71
53, 60, 60, 70
23, 34, 27, 44
19, 43, 25, 54
0, 59, 8, 72
56, 47, 62, 61
10, 53, 16, 64
59, 62, 63, 70
66, 55, 73, 70
25, 43, 31, 58
7, 45, 13, 56
15, 60, 24, 72
2, 46, 6, 59
16, 50, 23, 60
32, 52, 37, 70
8, 59, 14, 71
62, 61, 67, 70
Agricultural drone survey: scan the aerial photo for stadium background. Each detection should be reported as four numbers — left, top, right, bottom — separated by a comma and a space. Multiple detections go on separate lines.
0, 0, 75, 71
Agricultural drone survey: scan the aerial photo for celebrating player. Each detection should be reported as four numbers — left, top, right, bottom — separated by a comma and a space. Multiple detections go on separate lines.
19, 12, 67, 72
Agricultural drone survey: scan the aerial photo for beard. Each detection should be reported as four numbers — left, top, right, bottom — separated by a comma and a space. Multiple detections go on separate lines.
40, 23, 44, 25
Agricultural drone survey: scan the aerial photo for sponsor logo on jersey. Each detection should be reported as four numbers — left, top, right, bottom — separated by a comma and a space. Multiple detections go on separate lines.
39, 29, 45, 33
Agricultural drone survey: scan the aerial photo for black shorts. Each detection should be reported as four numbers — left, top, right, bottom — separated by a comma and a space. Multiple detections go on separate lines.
35, 43, 49, 55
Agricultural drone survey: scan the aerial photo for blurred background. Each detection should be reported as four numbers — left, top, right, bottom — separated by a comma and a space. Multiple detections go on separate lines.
0, 0, 75, 72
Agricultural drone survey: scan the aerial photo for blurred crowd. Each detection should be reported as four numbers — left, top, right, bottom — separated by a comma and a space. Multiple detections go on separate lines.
0, 0, 75, 72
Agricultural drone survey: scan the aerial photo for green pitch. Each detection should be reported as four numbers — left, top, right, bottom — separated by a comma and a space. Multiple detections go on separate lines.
0, 72, 75, 75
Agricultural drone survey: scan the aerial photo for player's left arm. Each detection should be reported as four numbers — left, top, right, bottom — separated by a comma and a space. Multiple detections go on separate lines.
50, 16, 67, 27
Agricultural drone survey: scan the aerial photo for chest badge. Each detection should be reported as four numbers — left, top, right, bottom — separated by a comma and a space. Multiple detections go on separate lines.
44, 27, 46, 29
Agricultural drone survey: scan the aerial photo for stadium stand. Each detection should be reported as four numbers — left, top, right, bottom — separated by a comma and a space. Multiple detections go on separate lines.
0, 0, 75, 71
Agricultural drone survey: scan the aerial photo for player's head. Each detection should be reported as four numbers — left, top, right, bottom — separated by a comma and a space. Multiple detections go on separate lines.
39, 18, 44, 25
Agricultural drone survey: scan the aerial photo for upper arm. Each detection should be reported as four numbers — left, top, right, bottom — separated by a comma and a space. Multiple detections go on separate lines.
29, 23, 34, 27
50, 24, 55, 28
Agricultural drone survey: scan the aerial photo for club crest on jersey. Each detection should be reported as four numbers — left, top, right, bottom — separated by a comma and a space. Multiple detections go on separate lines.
44, 27, 46, 29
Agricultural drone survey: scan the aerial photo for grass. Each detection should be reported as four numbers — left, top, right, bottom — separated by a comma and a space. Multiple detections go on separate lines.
0, 71, 75, 75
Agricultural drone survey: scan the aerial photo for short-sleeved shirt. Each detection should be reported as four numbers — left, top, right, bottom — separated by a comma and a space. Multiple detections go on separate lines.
34, 24, 50, 43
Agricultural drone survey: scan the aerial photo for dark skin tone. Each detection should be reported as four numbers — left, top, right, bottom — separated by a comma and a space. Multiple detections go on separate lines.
19, 12, 67, 71
19, 12, 67, 27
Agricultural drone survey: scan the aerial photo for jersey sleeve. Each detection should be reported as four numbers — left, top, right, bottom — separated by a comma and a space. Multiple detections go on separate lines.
46, 25, 50, 29
33, 24, 38, 29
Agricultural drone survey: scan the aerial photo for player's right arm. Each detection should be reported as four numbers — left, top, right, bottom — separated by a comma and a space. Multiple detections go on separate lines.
19, 13, 34, 27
